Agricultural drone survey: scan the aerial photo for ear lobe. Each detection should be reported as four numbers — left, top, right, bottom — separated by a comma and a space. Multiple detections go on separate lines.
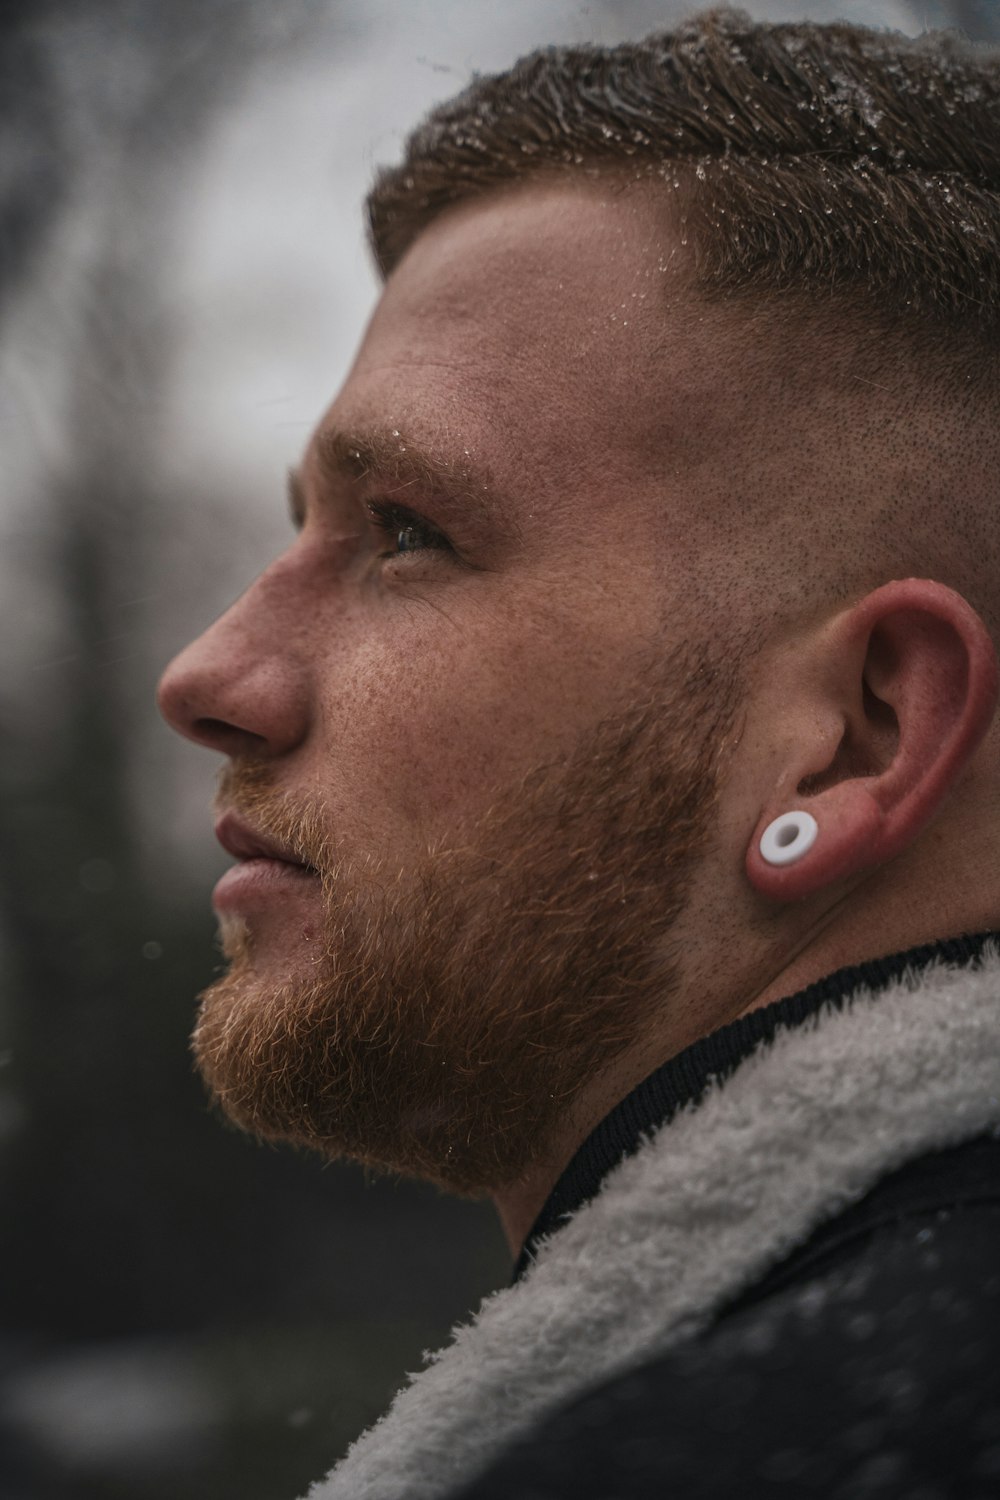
747, 785, 882, 903
746, 580, 999, 904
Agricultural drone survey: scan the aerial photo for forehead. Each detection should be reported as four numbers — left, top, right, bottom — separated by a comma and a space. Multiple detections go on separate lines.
367, 175, 675, 354
328, 177, 717, 502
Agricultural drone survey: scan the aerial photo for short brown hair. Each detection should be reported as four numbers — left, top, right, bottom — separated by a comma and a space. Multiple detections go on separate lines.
364, 6, 1000, 651
366, 6, 999, 386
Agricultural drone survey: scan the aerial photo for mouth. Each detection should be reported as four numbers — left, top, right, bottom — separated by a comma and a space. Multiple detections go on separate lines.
212, 810, 319, 912
213, 810, 317, 873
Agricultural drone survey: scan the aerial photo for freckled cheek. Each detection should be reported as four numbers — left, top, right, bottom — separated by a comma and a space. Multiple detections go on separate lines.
318, 627, 560, 831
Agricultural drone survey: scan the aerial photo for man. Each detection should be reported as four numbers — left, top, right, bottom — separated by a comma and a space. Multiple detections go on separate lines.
156, 7, 1000, 1497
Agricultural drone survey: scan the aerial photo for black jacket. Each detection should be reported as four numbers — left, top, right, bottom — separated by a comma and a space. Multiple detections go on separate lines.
305, 934, 1000, 1500
449, 1132, 1000, 1499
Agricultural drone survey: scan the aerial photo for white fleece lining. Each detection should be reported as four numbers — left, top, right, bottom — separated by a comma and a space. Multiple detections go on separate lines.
306, 944, 1000, 1500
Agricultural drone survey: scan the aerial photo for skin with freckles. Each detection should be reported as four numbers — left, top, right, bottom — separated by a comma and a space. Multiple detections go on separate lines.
157, 177, 1000, 1258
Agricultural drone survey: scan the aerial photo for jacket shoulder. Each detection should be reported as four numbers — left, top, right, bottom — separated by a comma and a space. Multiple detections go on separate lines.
448, 1172, 1000, 1498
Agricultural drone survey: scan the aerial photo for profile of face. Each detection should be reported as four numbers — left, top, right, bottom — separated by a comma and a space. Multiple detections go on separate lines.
156, 179, 748, 1198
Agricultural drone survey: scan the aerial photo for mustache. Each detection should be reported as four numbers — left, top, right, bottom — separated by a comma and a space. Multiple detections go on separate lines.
213, 760, 340, 875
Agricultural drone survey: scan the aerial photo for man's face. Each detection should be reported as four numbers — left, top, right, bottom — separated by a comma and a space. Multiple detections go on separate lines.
157, 178, 746, 1195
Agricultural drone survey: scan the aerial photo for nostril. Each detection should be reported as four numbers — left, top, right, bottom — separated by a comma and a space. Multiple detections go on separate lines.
157, 648, 308, 757
185, 717, 268, 756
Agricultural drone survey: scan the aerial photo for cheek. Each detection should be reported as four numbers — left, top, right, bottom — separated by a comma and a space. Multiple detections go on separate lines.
310, 544, 663, 843
316, 602, 572, 832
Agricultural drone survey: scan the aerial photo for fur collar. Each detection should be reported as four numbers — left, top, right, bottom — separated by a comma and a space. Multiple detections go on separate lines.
305, 942, 1000, 1500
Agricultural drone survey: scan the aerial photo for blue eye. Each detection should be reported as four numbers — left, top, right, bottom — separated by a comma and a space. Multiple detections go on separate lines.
367, 501, 451, 558
395, 523, 430, 553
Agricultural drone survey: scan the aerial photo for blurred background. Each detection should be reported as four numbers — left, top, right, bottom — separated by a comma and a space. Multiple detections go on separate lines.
1, 0, 996, 1496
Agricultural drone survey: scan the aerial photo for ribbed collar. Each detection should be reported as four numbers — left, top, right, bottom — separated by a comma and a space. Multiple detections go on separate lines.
511, 929, 999, 1284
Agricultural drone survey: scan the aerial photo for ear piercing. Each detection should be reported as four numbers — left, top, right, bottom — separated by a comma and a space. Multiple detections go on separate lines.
759, 811, 818, 866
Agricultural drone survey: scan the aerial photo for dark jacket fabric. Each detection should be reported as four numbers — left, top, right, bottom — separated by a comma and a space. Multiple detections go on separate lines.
449, 1133, 1000, 1499
511, 931, 1000, 1288
305, 934, 1000, 1500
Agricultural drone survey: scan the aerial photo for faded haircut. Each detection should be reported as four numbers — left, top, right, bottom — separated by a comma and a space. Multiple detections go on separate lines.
365, 5, 1000, 401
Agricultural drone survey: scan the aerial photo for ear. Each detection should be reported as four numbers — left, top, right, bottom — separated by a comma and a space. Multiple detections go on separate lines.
746, 579, 999, 903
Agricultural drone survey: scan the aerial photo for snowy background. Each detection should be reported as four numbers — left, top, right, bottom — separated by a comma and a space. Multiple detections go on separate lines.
1, 1, 996, 1496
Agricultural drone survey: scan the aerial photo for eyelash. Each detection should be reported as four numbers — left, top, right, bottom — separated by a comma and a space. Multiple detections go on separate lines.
366, 500, 452, 560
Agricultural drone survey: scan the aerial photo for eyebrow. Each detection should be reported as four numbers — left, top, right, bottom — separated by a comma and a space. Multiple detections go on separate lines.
287, 425, 506, 534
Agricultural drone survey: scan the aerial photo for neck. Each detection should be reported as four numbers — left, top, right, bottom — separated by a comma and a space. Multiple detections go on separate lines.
491, 855, 1000, 1259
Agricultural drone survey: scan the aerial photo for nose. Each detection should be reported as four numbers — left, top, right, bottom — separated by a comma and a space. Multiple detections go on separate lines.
156, 556, 311, 759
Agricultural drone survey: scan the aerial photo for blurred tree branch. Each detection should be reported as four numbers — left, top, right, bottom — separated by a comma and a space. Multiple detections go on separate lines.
0, 0, 344, 1339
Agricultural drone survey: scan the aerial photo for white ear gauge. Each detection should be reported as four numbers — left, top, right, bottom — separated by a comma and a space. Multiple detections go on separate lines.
759, 811, 819, 866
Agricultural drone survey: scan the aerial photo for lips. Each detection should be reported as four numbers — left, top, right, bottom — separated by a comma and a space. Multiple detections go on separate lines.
211, 810, 320, 918
214, 811, 314, 870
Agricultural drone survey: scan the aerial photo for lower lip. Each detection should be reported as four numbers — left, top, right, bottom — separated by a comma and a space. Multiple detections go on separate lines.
212, 858, 319, 911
